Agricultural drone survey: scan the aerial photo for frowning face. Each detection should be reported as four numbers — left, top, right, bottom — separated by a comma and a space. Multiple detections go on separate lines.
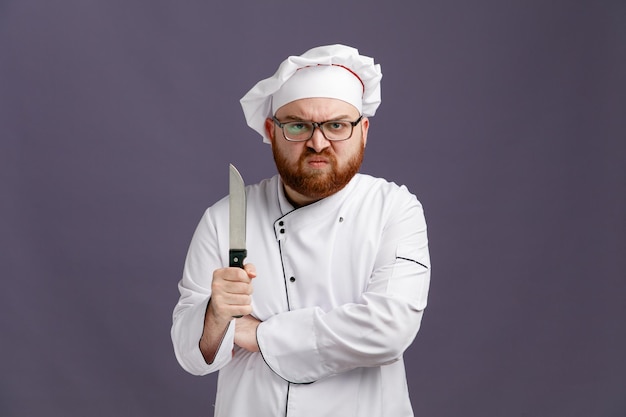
265, 97, 369, 207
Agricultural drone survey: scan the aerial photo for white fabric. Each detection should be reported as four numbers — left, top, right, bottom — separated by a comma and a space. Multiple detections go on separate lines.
271, 65, 364, 115
171, 174, 430, 417
240, 44, 382, 144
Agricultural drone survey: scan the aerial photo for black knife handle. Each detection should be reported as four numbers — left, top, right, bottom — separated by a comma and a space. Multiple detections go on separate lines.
229, 249, 247, 318
229, 249, 247, 268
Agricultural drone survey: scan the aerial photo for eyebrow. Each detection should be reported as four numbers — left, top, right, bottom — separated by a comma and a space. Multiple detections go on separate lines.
280, 114, 354, 122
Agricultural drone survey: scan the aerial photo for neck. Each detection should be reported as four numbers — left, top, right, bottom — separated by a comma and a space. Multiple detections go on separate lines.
282, 184, 321, 208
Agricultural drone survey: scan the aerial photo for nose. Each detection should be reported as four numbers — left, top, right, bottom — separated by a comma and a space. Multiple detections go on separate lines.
306, 126, 330, 153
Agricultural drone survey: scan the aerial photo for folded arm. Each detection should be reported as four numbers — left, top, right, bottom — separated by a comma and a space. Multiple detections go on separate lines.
256, 197, 430, 383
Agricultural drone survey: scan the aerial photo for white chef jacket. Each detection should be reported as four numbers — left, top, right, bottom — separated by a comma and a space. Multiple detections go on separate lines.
172, 173, 430, 417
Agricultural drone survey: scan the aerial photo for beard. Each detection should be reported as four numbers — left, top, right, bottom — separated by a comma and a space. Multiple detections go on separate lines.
272, 144, 365, 202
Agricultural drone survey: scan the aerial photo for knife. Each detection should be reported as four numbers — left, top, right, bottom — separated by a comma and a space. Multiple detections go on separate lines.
229, 164, 247, 318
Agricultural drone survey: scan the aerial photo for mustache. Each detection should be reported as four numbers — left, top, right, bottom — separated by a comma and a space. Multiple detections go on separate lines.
303, 147, 333, 156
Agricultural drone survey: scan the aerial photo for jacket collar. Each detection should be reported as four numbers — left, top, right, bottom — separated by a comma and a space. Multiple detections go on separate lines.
275, 174, 361, 229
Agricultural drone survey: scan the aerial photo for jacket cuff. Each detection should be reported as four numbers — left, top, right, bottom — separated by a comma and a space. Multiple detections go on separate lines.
257, 307, 324, 384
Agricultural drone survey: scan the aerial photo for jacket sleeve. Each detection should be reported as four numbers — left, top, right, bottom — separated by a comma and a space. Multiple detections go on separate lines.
171, 202, 235, 376
256, 190, 431, 384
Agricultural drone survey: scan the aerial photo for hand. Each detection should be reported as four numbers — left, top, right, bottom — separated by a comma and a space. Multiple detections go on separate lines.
208, 263, 257, 325
235, 315, 262, 352
200, 263, 256, 364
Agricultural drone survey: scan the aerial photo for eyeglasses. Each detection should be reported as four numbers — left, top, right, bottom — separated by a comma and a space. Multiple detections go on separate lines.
272, 115, 363, 142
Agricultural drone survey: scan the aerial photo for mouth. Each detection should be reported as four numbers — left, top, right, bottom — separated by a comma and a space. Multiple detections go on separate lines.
305, 157, 330, 169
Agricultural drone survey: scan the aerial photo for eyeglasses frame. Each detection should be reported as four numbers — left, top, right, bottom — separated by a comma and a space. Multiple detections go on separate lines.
272, 115, 363, 142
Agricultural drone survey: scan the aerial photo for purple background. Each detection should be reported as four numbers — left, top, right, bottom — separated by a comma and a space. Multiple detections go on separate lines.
1, 1, 625, 416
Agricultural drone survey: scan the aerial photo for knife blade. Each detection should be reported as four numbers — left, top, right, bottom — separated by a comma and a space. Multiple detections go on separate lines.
229, 164, 247, 318
229, 163, 247, 268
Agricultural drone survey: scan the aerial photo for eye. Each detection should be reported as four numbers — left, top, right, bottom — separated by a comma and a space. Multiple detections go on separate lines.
285, 122, 312, 136
326, 121, 350, 131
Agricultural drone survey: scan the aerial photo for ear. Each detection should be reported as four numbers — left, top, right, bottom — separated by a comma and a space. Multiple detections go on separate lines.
264, 118, 275, 145
360, 117, 369, 147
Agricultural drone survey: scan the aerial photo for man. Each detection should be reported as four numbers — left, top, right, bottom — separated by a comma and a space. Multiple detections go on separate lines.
171, 44, 431, 417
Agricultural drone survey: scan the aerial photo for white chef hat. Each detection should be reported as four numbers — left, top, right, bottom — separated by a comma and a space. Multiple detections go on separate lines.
240, 44, 382, 144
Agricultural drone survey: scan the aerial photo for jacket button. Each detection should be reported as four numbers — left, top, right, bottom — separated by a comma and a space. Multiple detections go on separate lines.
289, 276, 296, 283
280, 228, 285, 234
279, 221, 284, 226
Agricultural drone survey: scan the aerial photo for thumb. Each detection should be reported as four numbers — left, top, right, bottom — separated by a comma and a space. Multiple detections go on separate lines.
243, 263, 257, 279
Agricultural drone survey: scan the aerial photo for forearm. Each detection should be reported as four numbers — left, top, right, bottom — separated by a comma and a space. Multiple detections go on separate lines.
257, 289, 427, 384
172, 295, 234, 376
199, 299, 232, 364
172, 202, 245, 374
